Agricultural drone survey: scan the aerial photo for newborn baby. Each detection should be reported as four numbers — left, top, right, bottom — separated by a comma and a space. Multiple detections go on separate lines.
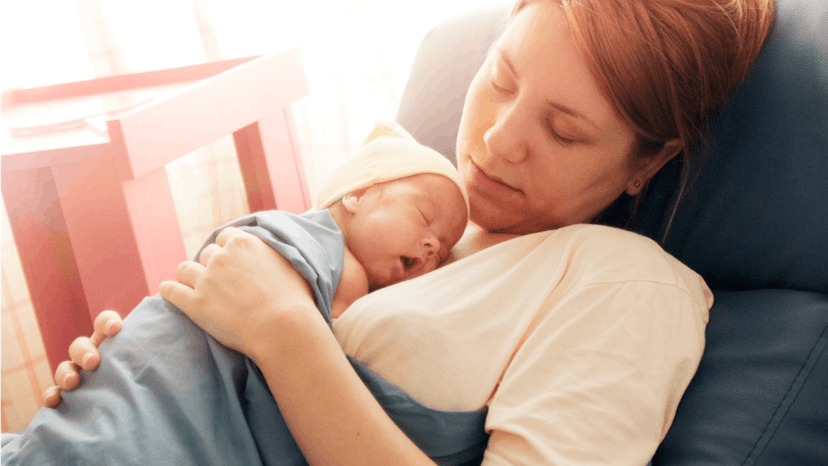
198, 119, 470, 319
315, 120, 469, 316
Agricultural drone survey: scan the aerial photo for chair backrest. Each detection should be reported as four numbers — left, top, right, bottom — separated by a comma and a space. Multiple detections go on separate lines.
396, 6, 507, 168
639, 0, 828, 294
396, 0, 828, 294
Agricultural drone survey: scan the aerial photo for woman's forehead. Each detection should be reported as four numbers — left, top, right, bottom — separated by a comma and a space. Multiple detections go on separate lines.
496, 1, 618, 131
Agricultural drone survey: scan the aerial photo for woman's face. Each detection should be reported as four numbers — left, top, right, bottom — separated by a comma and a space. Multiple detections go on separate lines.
457, 0, 640, 234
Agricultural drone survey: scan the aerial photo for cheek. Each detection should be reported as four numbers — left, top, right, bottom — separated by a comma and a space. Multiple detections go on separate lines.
514, 153, 603, 224
459, 73, 490, 144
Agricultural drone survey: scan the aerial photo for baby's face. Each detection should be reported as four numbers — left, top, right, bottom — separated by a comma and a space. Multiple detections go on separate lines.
344, 174, 468, 291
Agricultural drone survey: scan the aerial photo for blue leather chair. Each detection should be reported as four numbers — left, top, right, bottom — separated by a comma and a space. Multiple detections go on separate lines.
396, 0, 828, 464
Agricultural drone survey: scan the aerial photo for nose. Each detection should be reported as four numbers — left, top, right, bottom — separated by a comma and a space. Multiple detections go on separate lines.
483, 101, 529, 163
420, 234, 439, 263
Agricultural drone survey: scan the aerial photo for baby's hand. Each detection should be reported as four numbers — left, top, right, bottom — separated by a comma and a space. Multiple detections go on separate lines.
42, 310, 123, 408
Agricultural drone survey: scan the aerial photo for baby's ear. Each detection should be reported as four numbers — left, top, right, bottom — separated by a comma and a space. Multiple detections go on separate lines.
341, 189, 367, 213
360, 120, 416, 146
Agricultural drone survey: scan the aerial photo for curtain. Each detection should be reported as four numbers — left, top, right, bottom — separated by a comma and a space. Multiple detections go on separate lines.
0, 0, 509, 433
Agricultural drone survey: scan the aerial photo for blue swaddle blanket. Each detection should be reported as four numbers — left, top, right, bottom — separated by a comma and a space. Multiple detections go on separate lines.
1, 210, 488, 466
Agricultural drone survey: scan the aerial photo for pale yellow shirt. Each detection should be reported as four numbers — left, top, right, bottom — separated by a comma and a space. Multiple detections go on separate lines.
334, 224, 712, 465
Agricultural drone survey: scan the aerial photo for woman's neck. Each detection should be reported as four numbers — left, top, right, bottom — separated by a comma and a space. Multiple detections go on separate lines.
442, 222, 522, 266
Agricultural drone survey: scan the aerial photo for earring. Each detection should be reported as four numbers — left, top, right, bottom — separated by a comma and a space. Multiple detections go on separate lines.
634, 181, 640, 188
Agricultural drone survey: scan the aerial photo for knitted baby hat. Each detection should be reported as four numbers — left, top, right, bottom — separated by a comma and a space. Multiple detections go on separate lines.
313, 121, 469, 214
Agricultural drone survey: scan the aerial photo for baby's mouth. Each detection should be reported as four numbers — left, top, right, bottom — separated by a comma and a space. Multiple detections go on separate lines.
400, 256, 423, 278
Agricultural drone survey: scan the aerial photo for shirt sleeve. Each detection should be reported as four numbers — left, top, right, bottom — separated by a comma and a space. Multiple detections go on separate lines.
482, 278, 708, 465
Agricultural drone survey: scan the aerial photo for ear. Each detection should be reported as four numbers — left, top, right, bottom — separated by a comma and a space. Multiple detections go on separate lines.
626, 139, 682, 196
341, 189, 367, 214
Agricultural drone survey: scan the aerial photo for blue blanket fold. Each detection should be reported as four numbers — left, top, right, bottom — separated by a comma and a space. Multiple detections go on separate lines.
1, 210, 488, 465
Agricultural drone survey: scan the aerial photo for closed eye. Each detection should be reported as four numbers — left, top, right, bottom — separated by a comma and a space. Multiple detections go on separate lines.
419, 209, 430, 225
546, 118, 577, 145
491, 80, 513, 94
552, 131, 576, 145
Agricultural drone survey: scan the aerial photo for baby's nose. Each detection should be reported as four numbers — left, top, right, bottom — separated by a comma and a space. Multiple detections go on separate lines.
421, 234, 439, 259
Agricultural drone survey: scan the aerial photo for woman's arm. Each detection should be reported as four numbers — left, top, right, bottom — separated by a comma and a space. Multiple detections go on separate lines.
160, 227, 436, 466
251, 306, 435, 466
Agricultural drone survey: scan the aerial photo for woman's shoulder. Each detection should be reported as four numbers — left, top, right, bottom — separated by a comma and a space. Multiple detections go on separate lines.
549, 224, 713, 308
555, 222, 656, 244
450, 222, 676, 277
445, 222, 711, 309
467, 223, 668, 265
551, 223, 681, 272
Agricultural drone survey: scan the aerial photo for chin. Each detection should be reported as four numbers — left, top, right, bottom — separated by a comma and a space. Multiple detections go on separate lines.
469, 203, 521, 233
470, 203, 556, 235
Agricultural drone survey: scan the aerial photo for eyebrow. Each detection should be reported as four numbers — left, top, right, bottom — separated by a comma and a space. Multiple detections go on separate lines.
494, 48, 603, 132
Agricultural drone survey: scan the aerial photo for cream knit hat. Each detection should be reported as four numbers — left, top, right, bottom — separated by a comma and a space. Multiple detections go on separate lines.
313, 121, 469, 213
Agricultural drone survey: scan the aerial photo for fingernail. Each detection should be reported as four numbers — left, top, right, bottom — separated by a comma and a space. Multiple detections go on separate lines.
82, 353, 93, 369
61, 373, 70, 389
105, 319, 118, 333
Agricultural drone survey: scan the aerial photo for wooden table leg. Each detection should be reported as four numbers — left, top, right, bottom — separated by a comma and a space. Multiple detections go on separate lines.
50, 158, 186, 324
2, 168, 93, 372
234, 108, 311, 214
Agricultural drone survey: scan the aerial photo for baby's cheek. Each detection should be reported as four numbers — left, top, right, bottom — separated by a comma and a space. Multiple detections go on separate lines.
422, 263, 438, 276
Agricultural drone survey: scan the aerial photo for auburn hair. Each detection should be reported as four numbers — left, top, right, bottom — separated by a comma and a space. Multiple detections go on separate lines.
510, 0, 775, 239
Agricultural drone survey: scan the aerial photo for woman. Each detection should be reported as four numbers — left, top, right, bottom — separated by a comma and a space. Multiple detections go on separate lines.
46, 0, 774, 464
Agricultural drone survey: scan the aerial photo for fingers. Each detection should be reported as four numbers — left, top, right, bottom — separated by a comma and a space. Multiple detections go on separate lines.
53, 360, 82, 389
197, 227, 260, 267
43, 385, 63, 409
158, 280, 195, 311
68, 336, 101, 371
90, 310, 123, 347
44, 310, 123, 409
66, 310, 122, 369
198, 244, 221, 266
173, 261, 205, 288
214, 226, 247, 247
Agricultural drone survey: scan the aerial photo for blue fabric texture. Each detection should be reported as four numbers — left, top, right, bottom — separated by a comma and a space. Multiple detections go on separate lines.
1, 210, 488, 466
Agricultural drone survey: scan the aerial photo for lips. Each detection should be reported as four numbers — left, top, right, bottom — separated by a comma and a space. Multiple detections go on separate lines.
394, 258, 406, 281
469, 159, 521, 194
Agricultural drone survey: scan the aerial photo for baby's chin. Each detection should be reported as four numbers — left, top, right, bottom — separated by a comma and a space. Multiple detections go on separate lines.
367, 275, 394, 292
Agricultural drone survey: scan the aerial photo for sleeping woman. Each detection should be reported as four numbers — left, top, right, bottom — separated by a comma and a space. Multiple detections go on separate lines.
14, 0, 774, 464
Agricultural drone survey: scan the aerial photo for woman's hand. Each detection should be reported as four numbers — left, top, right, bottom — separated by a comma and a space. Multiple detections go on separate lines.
162, 228, 433, 465
159, 227, 319, 360
42, 310, 123, 408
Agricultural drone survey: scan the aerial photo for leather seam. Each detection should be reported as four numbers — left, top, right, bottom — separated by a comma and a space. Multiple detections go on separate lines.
740, 321, 828, 466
